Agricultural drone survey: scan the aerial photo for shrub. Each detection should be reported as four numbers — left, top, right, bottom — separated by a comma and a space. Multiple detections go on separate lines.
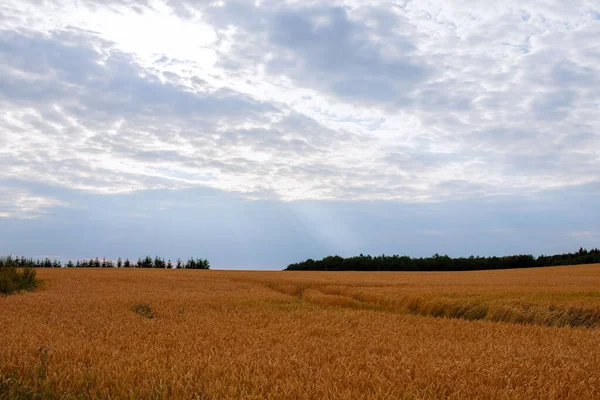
0, 257, 38, 295
0, 266, 17, 294
131, 303, 155, 319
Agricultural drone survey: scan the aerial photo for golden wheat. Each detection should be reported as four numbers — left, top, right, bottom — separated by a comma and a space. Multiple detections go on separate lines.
2, 265, 600, 399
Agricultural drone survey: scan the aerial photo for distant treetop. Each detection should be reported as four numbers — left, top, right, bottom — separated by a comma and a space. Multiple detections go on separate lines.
0, 255, 210, 270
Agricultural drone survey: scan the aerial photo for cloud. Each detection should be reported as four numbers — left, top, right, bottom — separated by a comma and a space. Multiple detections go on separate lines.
0, 185, 66, 219
263, 5, 429, 107
200, 0, 600, 188
0, 0, 599, 209
0, 28, 375, 200
178, 1, 431, 108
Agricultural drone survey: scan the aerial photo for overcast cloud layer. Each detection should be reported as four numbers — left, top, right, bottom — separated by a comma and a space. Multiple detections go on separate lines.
1, 1, 599, 265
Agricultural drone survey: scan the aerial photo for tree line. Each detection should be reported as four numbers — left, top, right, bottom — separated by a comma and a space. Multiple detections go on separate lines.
0, 255, 210, 270
285, 247, 600, 271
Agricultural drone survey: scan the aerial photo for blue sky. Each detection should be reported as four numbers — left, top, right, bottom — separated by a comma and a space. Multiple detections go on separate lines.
1, 1, 599, 269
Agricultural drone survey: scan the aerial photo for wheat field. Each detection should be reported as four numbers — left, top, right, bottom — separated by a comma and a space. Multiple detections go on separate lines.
2, 265, 600, 399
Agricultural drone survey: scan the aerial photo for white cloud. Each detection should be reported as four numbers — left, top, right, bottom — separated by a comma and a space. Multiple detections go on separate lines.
0, 186, 66, 218
0, 0, 599, 213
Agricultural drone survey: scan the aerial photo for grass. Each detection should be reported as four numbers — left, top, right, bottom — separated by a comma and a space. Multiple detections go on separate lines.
1, 265, 600, 398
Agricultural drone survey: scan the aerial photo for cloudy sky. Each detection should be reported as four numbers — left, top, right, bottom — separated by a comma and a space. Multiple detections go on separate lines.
1, 0, 599, 268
